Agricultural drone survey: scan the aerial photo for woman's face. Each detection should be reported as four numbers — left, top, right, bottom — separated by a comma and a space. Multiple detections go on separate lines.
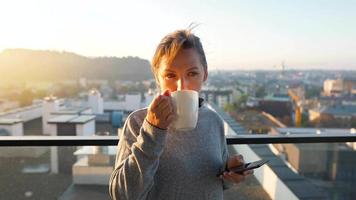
156, 48, 207, 93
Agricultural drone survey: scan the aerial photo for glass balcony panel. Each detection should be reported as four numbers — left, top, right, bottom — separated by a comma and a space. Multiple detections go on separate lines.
228, 142, 356, 200
1, 142, 355, 200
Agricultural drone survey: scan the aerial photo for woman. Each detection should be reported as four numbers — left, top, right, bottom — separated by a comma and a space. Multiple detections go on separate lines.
109, 29, 253, 200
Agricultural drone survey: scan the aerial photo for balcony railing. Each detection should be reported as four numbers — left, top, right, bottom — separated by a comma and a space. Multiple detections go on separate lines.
1, 134, 356, 146
1, 134, 356, 200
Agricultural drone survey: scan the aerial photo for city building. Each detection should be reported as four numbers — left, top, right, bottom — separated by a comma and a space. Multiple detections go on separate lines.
0, 118, 23, 136
309, 104, 356, 127
323, 78, 356, 97
258, 94, 293, 124
88, 89, 103, 114
200, 88, 233, 108
270, 128, 356, 183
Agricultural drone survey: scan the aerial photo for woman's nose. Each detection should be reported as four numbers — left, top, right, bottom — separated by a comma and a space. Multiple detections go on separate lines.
177, 78, 188, 91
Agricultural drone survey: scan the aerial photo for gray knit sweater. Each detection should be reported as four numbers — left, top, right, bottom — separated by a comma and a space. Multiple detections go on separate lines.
109, 104, 229, 200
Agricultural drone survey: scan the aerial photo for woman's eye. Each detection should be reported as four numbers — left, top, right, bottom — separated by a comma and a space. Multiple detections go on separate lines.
188, 71, 199, 76
165, 74, 176, 79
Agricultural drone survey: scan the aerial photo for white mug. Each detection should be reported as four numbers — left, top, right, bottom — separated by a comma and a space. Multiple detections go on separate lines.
171, 90, 199, 131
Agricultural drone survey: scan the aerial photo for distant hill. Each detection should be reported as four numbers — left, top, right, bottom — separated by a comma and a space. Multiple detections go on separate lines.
0, 49, 153, 81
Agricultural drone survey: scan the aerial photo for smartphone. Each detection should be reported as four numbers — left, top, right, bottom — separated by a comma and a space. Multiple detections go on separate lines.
217, 159, 269, 176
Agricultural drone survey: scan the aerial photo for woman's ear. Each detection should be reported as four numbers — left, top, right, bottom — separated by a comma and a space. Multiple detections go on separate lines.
203, 70, 208, 82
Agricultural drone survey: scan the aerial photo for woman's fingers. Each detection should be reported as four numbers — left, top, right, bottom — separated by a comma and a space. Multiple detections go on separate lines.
222, 172, 234, 182
165, 113, 176, 124
222, 172, 245, 183
146, 93, 176, 130
223, 154, 253, 184
159, 99, 172, 112
149, 95, 162, 110
243, 169, 254, 176
229, 171, 245, 182
151, 95, 174, 111
227, 154, 244, 169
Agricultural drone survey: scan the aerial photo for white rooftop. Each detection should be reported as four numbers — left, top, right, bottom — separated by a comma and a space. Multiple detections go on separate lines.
51, 107, 91, 115
48, 115, 95, 124
0, 118, 23, 125
277, 127, 356, 135
74, 146, 117, 156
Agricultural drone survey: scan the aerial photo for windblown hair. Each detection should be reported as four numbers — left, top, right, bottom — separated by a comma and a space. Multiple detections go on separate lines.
151, 29, 208, 77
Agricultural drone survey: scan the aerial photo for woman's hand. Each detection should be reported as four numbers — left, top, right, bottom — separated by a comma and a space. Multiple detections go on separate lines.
146, 90, 176, 130
221, 154, 253, 184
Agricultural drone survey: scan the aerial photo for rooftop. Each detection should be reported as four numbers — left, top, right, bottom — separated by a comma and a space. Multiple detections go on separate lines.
47, 115, 95, 124
0, 118, 23, 125
317, 105, 356, 116
52, 107, 91, 115
277, 127, 356, 135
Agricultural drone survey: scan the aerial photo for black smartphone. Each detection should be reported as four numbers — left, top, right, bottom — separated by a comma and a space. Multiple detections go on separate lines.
217, 159, 269, 176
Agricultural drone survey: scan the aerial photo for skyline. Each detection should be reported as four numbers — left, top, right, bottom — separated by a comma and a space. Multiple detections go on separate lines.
1, 0, 356, 70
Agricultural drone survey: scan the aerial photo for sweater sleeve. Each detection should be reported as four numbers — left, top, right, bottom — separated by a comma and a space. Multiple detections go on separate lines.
109, 112, 167, 200
216, 114, 234, 190
222, 140, 234, 190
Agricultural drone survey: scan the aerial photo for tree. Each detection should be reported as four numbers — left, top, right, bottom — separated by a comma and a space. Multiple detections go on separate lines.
301, 112, 310, 127
224, 94, 249, 112
34, 89, 47, 99
19, 89, 34, 107
54, 84, 80, 98
256, 85, 266, 98
224, 103, 235, 112
236, 94, 248, 110
305, 85, 321, 99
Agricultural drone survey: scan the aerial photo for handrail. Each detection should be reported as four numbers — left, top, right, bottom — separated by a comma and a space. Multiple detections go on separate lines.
0, 134, 355, 146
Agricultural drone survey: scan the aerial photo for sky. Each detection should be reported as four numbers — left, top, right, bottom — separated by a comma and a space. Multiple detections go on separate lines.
0, 0, 355, 70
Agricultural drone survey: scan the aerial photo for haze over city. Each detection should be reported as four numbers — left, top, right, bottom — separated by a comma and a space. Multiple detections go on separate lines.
0, 0, 356, 70
1, 1, 356, 199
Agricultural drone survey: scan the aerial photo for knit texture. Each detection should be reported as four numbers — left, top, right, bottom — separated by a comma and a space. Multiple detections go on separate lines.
109, 104, 229, 200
